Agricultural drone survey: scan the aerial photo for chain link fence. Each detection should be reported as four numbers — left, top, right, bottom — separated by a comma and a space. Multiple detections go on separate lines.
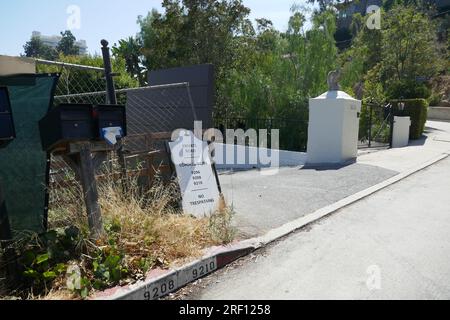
36, 59, 113, 204
35, 59, 200, 204
36, 59, 108, 105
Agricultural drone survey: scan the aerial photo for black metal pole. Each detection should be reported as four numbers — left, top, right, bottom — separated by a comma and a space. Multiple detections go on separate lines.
206, 141, 223, 194
101, 39, 117, 105
101, 39, 128, 189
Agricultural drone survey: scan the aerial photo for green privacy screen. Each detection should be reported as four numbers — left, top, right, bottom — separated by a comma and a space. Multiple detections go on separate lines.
0, 74, 58, 234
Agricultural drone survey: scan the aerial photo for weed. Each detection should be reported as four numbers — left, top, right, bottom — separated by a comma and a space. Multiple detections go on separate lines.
1, 164, 235, 299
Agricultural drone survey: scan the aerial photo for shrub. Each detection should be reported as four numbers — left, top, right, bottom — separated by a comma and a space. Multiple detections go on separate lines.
428, 93, 442, 106
386, 80, 431, 100
391, 99, 428, 139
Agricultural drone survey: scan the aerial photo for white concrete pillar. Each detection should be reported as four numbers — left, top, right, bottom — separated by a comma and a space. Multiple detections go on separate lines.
392, 116, 411, 148
307, 90, 362, 165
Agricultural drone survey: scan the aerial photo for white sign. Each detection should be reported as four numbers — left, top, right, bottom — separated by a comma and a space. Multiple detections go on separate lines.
168, 131, 220, 218
101, 126, 123, 146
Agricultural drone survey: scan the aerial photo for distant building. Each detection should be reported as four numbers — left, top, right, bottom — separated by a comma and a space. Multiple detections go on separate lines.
336, 0, 382, 30
31, 31, 88, 55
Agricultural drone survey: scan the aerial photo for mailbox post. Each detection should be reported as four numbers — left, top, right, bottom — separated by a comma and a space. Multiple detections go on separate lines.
39, 103, 127, 238
78, 143, 103, 237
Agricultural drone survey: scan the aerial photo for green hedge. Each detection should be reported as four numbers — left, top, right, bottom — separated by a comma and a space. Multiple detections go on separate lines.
391, 99, 428, 140
386, 80, 431, 100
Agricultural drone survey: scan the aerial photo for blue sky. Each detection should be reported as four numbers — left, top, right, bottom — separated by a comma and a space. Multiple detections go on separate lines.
0, 0, 315, 57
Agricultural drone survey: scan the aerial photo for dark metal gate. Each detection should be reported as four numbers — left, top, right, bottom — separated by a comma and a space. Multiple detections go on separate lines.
358, 102, 394, 149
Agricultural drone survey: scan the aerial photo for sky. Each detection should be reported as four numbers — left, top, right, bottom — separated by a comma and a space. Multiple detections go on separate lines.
0, 0, 315, 57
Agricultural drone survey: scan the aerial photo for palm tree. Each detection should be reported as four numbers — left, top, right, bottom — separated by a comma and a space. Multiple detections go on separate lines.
112, 37, 146, 86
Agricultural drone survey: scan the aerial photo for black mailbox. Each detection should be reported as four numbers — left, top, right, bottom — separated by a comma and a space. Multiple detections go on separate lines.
0, 87, 16, 149
93, 104, 127, 138
39, 104, 95, 151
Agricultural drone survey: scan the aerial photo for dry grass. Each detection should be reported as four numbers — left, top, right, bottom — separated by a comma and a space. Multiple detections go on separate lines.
96, 178, 225, 265
46, 165, 235, 290
0, 162, 235, 300
31, 289, 76, 301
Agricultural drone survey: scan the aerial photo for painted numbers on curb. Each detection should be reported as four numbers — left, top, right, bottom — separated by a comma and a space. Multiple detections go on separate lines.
143, 273, 178, 300
178, 256, 218, 287
137, 257, 218, 300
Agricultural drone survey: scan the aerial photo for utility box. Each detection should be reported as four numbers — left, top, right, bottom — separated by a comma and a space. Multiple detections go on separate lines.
392, 116, 411, 148
307, 90, 362, 165
39, 104, 95, 151
0, 87, 16, 148
93, 104, 127, 138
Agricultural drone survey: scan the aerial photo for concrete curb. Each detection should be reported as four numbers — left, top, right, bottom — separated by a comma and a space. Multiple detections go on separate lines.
93, 243, 256, 300
95, 152, 448, 300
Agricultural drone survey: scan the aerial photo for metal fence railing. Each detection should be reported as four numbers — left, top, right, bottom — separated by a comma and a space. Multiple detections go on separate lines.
213, 117, 309, 152
358, 103, 393, 149
214, 106, 395, 153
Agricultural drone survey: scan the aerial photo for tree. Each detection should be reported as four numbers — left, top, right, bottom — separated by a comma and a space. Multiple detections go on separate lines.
255, 19, 279, 53
112, 37, 146, 86
23, 30, 81, 61
23, 36, 58, 60
380, 5, 441, 98
381, 5, 439, 82
56, 30, 80, 56
224, 8, 338, 119
339, 12, 382, 97
135, 0, 253, 115
340, 4, 444, 100
306, 0, 352, 12
137, 0, 251, 70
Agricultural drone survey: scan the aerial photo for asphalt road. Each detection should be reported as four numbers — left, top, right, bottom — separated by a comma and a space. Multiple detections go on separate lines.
219, 163, 397, 238
183, 156, 450, 300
